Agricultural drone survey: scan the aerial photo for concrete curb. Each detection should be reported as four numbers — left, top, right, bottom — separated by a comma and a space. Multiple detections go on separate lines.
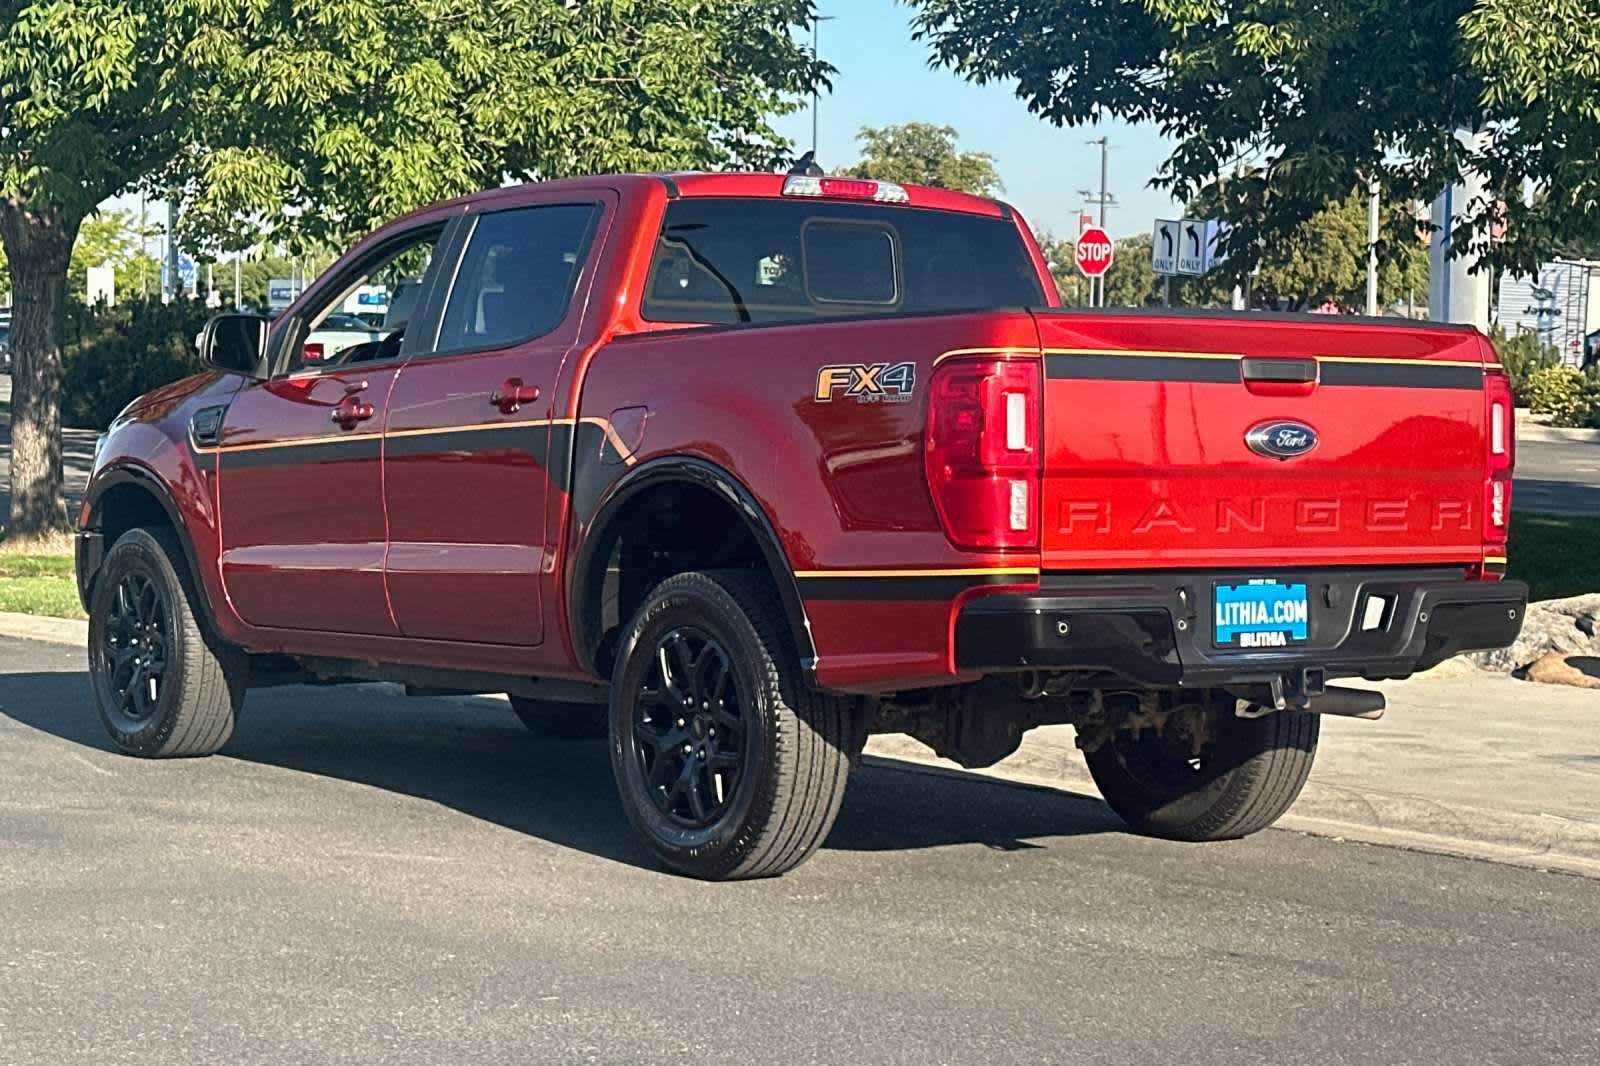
1518, 422, 1600, 444
0, 611, 87, 647
866, 730, 1600, 881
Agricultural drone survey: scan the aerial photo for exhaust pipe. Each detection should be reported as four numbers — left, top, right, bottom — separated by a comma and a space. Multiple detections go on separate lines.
1305, 686, 1386, 720
1237, 684, 1386, 721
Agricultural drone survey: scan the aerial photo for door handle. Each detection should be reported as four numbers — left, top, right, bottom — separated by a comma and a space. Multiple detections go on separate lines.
331, 396, 375, 429
491, 378, 540, 414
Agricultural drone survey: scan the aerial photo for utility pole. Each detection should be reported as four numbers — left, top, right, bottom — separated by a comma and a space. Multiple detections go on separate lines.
234, 255, 242, 310
1078, 137, 1116, 306
1366, 176, 1380, 316
138, 193, 148, 298
165, 199, 179, 303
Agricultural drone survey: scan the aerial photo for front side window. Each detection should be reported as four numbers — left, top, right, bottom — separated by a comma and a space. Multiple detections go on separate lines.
434, 203, 600, 354
291, 226, 442, 372
642, 198, 1046, 325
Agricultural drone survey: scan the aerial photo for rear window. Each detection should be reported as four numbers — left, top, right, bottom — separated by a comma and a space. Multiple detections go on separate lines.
642, 198, 1046, 325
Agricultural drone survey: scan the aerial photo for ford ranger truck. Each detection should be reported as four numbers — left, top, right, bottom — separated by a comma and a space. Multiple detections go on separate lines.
75, 171, 1528, 880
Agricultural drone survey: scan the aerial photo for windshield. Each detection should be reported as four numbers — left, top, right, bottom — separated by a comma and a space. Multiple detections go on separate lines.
642, 198, 1046, 325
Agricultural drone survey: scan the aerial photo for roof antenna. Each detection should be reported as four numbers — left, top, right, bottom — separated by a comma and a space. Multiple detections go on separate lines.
788, 151, 825, 178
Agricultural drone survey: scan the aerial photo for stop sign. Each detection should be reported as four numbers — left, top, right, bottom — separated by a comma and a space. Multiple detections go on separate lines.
1075, 226, 1115, 278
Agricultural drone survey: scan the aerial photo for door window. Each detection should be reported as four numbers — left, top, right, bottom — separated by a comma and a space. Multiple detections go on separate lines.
288, 226, 443, 372
433, 204, 600, 355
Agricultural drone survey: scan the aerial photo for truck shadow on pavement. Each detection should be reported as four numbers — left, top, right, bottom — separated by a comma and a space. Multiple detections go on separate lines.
0, 670, 1123, 872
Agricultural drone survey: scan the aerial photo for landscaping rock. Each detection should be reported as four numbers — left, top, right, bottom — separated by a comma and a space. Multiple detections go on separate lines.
1471, 594, 1600, 676
1524, 651, 1600, 689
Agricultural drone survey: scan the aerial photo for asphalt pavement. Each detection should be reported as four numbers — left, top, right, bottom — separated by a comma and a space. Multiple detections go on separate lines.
1514, 435, 1600, 516
2, 634, 1597, 1065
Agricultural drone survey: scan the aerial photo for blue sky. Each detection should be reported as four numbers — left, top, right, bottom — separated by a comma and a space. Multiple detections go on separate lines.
770, 0, 1179, 241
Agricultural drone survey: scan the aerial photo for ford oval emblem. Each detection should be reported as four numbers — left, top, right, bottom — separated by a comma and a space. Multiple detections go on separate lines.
1246, 420, 1318, 460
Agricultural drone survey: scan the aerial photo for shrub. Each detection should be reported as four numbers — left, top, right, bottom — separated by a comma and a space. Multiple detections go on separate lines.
1524, 365, 1600, 428
60, 297, 212, 429
1489, 326, 1559, 407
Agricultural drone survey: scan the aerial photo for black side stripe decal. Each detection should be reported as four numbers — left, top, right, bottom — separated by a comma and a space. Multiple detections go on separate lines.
1047, 354, 1238, 383
797, 572, 1028, 601
1046, 354, 1483, 390
210, 421, 627, 483
1318, 361, 1482, 389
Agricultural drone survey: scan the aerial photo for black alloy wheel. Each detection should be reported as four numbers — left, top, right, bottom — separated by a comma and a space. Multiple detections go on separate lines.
608, 570, 859, 880
98, 572, 171, 724
88, 527, 242, 758
631, 626, 748, 828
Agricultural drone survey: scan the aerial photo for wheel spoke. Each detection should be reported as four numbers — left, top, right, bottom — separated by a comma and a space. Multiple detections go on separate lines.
667, 633, 697, 693
683, 763, 709, 822
657, 644, 686, 704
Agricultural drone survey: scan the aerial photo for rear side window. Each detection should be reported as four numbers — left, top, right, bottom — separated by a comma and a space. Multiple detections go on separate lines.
435, 203, 599, 353
643, 198, 1045, 325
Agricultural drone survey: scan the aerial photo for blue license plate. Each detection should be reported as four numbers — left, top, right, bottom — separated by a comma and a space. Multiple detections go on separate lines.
1213, 581, 1309, 648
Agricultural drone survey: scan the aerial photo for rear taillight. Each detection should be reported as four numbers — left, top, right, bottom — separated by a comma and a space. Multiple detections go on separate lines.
303, 342, 325, 362
1483, 369, 1514, 551
924, 357, 1040, 549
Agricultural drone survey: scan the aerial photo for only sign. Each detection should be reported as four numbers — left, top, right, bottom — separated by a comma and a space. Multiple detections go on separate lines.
1075, 226, 1115, 278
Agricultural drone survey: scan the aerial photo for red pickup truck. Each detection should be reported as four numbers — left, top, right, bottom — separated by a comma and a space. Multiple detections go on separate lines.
77, 170, 1527, 879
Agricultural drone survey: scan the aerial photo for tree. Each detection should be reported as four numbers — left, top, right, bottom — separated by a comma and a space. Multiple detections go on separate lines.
909, 0, 1599, 282
0, 1, 825, 537
68, 210, 161, 303
844, 123, 1002, 196
1252, 194, 1430, 312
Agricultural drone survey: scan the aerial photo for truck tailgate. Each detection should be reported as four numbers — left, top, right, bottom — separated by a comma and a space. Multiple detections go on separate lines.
1034, 311, 1494, 571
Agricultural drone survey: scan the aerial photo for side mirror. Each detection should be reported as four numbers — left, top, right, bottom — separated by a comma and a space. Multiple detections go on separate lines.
199, 314, 269, 378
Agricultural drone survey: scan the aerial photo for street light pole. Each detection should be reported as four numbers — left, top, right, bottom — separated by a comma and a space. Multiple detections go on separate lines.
811, 14, 835, 157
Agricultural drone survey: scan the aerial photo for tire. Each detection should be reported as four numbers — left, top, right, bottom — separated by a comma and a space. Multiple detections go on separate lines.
87, 527, 243, 758
1083, 702, 1319, 842
608, 570, 858, 880
507, 696, 608, 740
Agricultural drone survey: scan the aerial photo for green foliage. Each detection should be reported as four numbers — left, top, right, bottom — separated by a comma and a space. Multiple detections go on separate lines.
909, 0, 1600, 279
59, 297, 211, 429
1489, 327, 1559, 406
1251, 194, 1429, 312
0, 1, 827, 250
844, 123, 1002, 196
1524, 365, 1600, 429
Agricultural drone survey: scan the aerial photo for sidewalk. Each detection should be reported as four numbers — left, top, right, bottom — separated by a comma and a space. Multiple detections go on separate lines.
869, 671, 1600, 879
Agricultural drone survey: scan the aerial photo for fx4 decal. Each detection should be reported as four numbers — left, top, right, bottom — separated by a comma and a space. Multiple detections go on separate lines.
814, 362, 917, 404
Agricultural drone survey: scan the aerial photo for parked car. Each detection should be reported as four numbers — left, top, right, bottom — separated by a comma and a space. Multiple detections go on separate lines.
0, 317, 10, 375
300, 311, 383, 364
77, 171, 1527, 880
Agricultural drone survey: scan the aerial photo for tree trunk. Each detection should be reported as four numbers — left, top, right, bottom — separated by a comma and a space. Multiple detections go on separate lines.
0, 200, 81, 539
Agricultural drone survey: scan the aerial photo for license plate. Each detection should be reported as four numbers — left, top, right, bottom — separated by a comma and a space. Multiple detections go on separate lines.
1213, 580, 1309, 648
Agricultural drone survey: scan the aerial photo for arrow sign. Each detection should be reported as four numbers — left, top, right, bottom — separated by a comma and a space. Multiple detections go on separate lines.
1152, 219, 1181, 275
1075, 225, 1115, 278
1178, 222, 1206, 275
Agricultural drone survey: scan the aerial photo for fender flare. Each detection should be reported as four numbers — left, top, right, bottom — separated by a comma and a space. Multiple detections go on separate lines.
569, 456, 818, 679
79, 463, 224, 638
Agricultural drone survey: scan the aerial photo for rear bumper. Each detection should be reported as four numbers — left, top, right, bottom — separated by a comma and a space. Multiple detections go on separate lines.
955, 567, 1527, 687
